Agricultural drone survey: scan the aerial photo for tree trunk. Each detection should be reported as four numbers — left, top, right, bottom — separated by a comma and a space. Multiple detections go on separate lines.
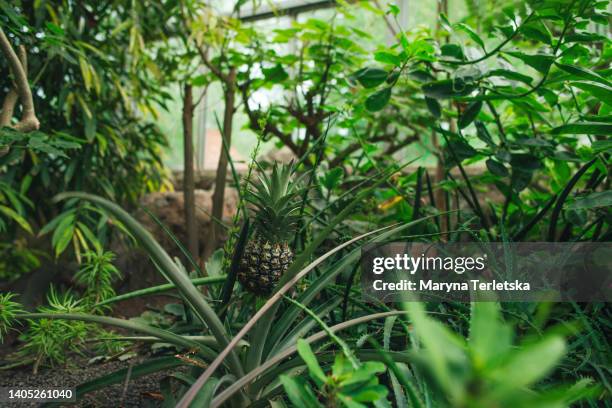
182, 83, 198, 260
207, 68, 236, 260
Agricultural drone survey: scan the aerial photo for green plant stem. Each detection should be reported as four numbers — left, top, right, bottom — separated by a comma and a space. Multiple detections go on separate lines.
438, 11, 535, 66
547, 159, 597, 241
16, 313, 217, 361
95, 276, 226, 307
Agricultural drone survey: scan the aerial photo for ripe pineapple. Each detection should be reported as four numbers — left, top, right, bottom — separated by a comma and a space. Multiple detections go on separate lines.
238, 162, 302, 296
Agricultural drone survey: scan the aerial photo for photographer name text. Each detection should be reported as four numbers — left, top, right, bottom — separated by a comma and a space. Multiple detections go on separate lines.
372, 279, 531, 292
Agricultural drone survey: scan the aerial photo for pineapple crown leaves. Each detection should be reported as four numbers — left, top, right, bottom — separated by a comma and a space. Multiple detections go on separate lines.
245, 161, 306, 241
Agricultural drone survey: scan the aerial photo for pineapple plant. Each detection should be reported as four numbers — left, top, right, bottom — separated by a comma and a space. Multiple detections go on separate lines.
238, 162, 303, 296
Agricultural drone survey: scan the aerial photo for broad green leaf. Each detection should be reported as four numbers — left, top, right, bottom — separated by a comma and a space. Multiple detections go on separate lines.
592, 140, 612, 153
455, 23, 485, 50
352, 67, 388, 89
551, 122, 612, 135
510, 153, 541, 171
441, 43, 465, 60
280, 375, 322, 408
39, 210, 75, 236
475, 121, 495, 146
489, 336, 566, 390
51, 213, 75, 248
337, 394, 368, 408
346, 384, 389, 402
486, 69, 533, 85
422, 79, 477, 99
520, 20, 552, 45
447, 137, 478, 161
565, 32, 608, 42
297, 339, 327, 385
570, 81, 612, 106
365, 87, 392, 112
425, 97, 441, 118
404, 302, 466, 400
458, 101, 482, 128
511, 96, 550, 112
408, 69, 435, 82
555, 63, 611, 87
505, 52, 554, 74
486, 159, 509, 177
469, 302, 511, 369
374, 51, 401, 66
567, 191, 612, 209
341, 361, 386, 387
0, 205, 32, 233
53, 222, 75, 257
46, 22, 65, 36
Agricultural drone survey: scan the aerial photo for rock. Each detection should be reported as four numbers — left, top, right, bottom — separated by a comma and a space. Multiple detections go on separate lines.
134, 189, 239, 258
110, 188, 239, 293
259, 145, 296, 164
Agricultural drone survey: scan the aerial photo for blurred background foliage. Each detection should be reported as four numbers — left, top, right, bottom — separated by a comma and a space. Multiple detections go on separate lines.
0, 0, 610, 406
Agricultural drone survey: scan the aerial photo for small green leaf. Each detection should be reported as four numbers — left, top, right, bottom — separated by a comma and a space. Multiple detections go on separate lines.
191, 74, 208, 86
425, 97, 441, 118
46, 22, 65, 36
320, 167, 344, 190
365, 87, 392, 112
387, 4, 400, 16
520, 20, 552, 45
458, 101, 482, 128
263, 64, 289, 83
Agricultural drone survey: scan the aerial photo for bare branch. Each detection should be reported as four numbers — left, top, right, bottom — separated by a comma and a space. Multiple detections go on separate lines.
0, 28, 40, 132
0, 89, 17, 127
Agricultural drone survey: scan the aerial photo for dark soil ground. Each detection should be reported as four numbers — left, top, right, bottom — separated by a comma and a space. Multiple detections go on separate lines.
0, 355, 170, 407
0, 296, 185, 407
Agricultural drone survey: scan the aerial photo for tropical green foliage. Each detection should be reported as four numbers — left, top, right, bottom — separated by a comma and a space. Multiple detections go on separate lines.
0, 0, 610, 407
281, 340, 388, 407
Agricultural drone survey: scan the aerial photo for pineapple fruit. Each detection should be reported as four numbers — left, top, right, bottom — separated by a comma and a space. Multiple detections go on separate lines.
238, 162, 302, 296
